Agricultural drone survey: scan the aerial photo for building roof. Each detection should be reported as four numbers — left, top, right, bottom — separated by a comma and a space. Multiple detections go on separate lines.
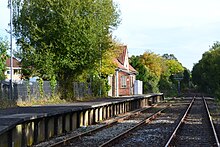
117, 46, 127, 65
115, 45, 137, 74
6, 57, 21, 67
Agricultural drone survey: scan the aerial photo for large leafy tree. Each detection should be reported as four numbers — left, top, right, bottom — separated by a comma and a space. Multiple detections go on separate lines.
130, 52, 185, 95
192, 41, 220, 98
130, 52, 164, 93
160, 54, 184, 95
12, 0, 120, 99
0, 37, 9, 80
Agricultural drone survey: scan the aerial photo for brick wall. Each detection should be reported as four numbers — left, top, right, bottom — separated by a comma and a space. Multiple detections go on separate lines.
118, 72, 130, 96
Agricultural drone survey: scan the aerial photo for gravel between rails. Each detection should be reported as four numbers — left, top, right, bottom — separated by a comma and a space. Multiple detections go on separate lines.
112, 100, 190, 147
172, 98, 217, 147
33, 124, 105, 147
206, 99, 220, 143
66, 104, 170, 147
34, 103, 166, 147
33, 99, 192, 147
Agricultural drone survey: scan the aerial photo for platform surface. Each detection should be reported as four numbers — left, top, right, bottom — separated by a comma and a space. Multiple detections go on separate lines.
0, 94, 160, 135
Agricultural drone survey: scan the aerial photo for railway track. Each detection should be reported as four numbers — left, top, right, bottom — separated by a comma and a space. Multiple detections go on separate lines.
111, 98, 192, 146
34, 97, 220, 147
165, 97, 220, 147
62, 104, 169, 147
207, 98, 220, 146
34, 102, 169, 147
48, 99, 191, 147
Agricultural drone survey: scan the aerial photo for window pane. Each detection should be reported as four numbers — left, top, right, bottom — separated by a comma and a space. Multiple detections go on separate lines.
121, 76, 127, 88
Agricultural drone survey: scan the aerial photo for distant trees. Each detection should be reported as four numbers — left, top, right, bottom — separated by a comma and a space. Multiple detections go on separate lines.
12, 0, 120, 99
192, 42, 220, 98
0, 37, 9, 80
130, 52, 184, 95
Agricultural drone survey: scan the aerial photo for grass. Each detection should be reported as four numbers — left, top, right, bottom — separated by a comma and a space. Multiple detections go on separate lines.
0, 98, 17, 109
17, 95, 67, 107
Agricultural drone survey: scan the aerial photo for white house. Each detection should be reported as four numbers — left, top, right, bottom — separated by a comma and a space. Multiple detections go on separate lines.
4, 57, 22, 82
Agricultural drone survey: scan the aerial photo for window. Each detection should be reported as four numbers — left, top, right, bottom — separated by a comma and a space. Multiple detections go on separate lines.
14, 69, 21, 75
121, 76, 127, 88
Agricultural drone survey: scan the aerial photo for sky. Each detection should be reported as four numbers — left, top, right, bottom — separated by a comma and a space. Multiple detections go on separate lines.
1, 1, 220, 70
113, 0, 220, 70
0, 1, 10, 38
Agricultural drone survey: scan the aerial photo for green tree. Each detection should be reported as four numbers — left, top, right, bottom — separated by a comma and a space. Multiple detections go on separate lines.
192, 41, 220, 98
12, 0, 120, 100
160, 54, 184, 96
162, 53, 177, 60
130, 52, 185, 96
0, 37, 9, 80
130, 52, 164, 93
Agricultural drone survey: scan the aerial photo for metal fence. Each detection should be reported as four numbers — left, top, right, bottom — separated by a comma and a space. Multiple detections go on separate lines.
0, 81, 93, 102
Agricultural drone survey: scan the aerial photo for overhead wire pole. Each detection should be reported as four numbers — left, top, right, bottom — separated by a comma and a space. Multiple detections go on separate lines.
9, 0, 13, 99
99, 43, 102, 97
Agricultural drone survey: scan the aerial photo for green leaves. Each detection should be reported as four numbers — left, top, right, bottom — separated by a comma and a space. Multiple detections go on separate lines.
130, 52, 185, 94
192, 41, 220, 98
0, 37, 9, 80
12, 0, 120, 99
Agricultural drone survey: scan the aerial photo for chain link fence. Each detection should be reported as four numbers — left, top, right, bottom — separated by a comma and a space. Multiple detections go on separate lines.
0, 80, 93, 102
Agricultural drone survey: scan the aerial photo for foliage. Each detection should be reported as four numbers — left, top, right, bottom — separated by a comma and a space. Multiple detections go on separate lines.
192, 41, 220, 98
38, 78, 44, 98
130, 52, 163, 93
130, 52, 185, 95
17, 94, 66, 106
0, 37, 9, 80
162, 53, 177, 60
12, 0, 120, 100
50, 75, 57, 97
91, 75, 110, 97
0, 98, 17, 109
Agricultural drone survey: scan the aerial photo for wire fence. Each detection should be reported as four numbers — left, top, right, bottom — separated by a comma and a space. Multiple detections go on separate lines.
0, 80, 93, 102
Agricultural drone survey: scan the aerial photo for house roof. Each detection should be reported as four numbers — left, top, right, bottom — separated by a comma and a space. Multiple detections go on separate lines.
115, 45, 137, 74
6, 57, 21, 67
118, 46, 127, 65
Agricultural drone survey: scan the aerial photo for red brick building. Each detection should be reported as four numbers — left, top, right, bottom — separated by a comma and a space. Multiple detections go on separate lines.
108, 46, 137, 97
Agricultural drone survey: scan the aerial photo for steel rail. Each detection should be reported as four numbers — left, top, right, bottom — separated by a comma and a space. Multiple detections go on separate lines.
164, 97, 195, 147
48, 104, 162, 147
203, 97, 220, 147
99, 106, 170, 147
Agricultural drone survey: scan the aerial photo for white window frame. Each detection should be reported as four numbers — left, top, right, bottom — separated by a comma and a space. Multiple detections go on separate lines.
121, 76, 127, 88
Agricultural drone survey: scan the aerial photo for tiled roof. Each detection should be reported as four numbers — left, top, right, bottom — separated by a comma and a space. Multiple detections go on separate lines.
114, 58, 127, 70
129, 64, 137, 73
115, 45, 137, 74
6, 57, 21, 67
117, 45, 127, 65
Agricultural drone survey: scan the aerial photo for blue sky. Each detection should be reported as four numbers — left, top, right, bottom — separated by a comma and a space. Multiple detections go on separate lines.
1, 1, 220, 70
113, 0, 220, 70
0, 1, 10, 39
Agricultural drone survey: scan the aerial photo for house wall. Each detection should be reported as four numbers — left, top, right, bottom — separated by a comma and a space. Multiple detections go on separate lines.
5, 67, 22, 82
109, 72, 136, 97
118, 72, 131, 96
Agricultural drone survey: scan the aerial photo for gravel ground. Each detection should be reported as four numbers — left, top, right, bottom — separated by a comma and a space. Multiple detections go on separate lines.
113, 100, 190, 147
206, 99, 220, 143
67, 105, 169, 147
172, 98, 217, 147
65, 103, 173, 147
33, 98, 193, 147
33, 124, 106, 147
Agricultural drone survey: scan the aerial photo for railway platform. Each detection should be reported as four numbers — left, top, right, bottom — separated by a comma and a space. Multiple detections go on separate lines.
0, 93, 163, 147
